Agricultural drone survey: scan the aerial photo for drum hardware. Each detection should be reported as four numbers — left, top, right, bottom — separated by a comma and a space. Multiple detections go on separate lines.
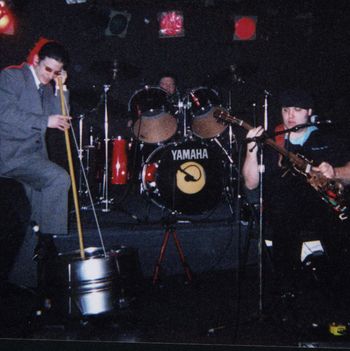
77, 114, 86, 198
178, 95, 192, 138
75, 113, 104, 211
100, 84, 113, 213
212, 135, 240, 216
79, 144, 99, 210
128, 86, 178, 144
185, 87, 227, 139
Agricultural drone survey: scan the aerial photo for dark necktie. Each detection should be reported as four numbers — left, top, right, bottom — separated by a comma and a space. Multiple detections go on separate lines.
38, 83, 45, 107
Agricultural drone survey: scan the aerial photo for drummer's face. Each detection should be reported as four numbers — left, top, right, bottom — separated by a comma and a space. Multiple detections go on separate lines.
159, 77, 176, 95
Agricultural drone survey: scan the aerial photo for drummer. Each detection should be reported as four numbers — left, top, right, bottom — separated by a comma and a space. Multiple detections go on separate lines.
158, 72, 181, 106
159, 72, 187, 137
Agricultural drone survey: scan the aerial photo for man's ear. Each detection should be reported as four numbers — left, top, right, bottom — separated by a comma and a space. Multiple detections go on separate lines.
307, 108, 313, 117
33, 54, 39, 66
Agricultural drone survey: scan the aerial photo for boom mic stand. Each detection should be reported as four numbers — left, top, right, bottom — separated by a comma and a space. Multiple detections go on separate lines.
226, 68, 273, 317
256, 90, 271, 314
207, 90, 272, 338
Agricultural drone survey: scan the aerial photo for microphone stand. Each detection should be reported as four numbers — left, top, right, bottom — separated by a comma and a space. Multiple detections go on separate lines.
256, 90, 270, 316
247, 122, 324, 145
206, 90, 271, 338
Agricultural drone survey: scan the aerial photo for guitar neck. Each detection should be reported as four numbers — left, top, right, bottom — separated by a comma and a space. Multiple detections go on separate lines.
221, 111, 309, 172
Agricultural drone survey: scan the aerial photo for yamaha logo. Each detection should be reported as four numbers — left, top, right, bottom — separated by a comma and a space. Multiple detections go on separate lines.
171, 148, 209, 161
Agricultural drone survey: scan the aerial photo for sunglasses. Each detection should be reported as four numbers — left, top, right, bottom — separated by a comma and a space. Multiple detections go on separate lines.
43, 65, 62, 76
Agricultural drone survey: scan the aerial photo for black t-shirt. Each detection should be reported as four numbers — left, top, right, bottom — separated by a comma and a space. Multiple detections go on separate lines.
262, 128, 349, 226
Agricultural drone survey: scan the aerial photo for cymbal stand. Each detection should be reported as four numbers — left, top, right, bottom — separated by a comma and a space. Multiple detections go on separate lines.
178, 98, 187, 138
65, 103, 106, 253
77, 114, 85, 197
183, 97, 191, 139
100, 84, 112, 212
213, 137, 237, 215
181, 93, 193, 139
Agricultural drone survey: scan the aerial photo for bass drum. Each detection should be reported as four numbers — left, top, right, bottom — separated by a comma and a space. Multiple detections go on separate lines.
129, 86, 178, 144
141, 140, 226, 215
186, 87, 227, 139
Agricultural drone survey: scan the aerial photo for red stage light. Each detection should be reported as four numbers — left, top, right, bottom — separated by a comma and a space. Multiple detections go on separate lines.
0, 2, 15, 35
158, 11, 184, 38
234, 16, 257, 41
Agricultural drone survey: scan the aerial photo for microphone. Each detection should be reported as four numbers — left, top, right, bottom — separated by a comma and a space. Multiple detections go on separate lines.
310, 115, 333, 125
310, 115, 319, 123
289, 118, 334, 132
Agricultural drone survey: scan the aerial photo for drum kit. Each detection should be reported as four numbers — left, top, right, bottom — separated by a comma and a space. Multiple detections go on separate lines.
59, 63, 270, 318
76, 75, 239, 217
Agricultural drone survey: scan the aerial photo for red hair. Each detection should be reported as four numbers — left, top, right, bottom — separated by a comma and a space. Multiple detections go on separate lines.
26, 37, 51, 64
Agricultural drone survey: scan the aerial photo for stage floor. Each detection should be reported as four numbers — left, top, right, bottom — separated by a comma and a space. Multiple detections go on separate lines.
2, 262, 350, 349
2, 189, 350, 350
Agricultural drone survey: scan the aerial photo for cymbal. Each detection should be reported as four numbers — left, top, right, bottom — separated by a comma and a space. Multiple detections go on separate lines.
90, 60, 141, 80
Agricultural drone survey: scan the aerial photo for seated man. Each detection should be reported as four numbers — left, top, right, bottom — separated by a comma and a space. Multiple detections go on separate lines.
242, 89, 350, 297
0, 39, 72, 288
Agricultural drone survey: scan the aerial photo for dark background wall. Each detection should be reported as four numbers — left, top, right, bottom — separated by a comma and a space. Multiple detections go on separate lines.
1, 0, 350, 138
1, 0, 350, 282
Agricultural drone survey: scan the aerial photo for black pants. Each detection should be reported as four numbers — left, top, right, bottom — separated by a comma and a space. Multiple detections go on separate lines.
0, 178, 31, 282
268, 207, 332, 290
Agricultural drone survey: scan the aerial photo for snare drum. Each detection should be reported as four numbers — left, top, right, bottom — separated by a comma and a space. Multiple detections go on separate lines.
186, 87, 227, 139
141, 139, 226, 214
129, 86, 178, 144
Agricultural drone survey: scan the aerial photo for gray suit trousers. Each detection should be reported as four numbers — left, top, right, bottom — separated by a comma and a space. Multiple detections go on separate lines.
5, 156, 71, 235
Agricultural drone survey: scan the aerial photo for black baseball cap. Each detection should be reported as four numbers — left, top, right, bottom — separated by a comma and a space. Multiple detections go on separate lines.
279, 89, 314, 109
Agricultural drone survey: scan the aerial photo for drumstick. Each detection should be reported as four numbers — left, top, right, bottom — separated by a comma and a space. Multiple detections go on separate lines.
57, 77, 85, 260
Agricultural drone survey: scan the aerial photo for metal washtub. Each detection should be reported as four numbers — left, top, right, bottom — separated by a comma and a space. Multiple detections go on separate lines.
59, 247, 118, 316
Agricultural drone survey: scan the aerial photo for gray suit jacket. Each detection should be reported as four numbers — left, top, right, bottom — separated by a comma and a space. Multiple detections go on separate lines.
0, 63, 68, 174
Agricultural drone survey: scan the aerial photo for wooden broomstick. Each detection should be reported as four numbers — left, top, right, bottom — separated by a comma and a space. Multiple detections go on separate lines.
57, 77, 85, 259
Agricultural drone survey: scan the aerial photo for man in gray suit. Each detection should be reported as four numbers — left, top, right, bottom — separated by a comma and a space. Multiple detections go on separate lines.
0, 39, 72, 287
